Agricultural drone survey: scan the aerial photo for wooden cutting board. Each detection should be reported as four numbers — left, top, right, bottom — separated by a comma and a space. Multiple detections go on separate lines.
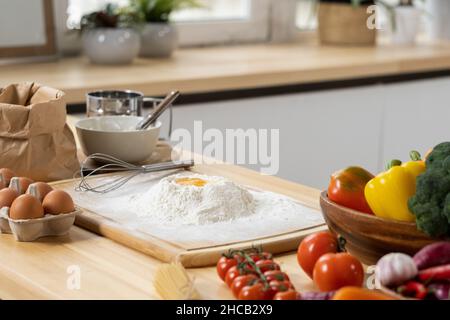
50, 162, 326, 268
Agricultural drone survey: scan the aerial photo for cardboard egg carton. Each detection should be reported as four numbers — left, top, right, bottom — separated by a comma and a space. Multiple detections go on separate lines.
0, 207, 80, 242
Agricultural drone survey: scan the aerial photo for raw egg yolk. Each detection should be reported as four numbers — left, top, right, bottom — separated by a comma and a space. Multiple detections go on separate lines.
175, 178, 207, 187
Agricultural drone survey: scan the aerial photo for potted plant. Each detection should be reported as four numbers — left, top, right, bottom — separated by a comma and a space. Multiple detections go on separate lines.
80, 4, 144, 64
130, 0, 201, 58
318, 0, 377, 46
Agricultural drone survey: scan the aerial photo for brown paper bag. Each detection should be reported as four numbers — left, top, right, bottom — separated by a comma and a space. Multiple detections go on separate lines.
0, 82, 80, 182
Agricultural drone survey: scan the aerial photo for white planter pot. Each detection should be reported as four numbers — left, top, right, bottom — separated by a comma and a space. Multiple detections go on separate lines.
82, 28, 141, 65
391, 7, 421, 45
425, 0, 450, 40
140, 23, 178, 58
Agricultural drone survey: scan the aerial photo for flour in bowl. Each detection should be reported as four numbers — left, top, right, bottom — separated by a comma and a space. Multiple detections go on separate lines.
130, 173, 255, 225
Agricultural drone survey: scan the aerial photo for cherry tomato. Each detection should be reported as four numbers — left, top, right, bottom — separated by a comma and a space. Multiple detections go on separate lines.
265, 280, 294, 299
231, 274, 260, 298
255, 260, 280, 273
269, 279, 294, 291
238, 282, 271, 300
249, 251, 272, 262
225, 265, 255, 287
297, 231, 338, 278
313, 253, 364, 292
217, 256, 239, 281
263, 270, 290, 283
273, 290, 299, 300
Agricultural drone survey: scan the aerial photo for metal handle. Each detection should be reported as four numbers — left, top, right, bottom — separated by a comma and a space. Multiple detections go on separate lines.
142, 96, 173, 140
141, 159, 194, 173
136, 91, 180, 130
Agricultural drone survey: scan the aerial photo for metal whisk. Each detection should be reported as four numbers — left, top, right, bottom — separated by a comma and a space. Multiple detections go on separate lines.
76, 153, 194, 193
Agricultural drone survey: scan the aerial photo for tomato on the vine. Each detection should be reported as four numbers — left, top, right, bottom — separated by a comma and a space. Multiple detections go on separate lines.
230, 274, 260, 298
249, 251, 272, 262
263, 270, 290, 283
238, 282, 271, 300
273, 290, 299, 300
225, 264, 255, 287
217, 256, 240, 281
297, 231, 338, 278
313, 252, 364, 292
255, 260, 280, 273
265, 280, 294, 299
269, 279, 294, 291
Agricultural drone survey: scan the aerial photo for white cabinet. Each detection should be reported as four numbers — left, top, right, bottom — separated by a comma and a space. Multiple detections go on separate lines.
172, 85, 384, 190
170, 76, 450, 190
382, 77, 450, 163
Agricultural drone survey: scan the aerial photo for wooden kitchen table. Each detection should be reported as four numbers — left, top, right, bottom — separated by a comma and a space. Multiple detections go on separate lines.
0, 142, 321, 299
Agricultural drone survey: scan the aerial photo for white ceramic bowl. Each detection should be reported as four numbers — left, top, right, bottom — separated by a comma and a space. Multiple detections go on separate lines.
82, 28, 141, 65
75, 116, 161, 164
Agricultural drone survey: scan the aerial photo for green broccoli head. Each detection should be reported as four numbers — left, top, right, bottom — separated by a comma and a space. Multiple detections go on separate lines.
426, 142, 450, 169
409, 142, 450, 237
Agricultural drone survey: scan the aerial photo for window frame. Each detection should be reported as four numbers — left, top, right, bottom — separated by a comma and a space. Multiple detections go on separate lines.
53, 0, 300, 54
177, 0, 271, 46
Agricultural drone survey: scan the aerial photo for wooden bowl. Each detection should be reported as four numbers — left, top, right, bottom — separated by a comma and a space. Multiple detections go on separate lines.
319, 191, 438, 265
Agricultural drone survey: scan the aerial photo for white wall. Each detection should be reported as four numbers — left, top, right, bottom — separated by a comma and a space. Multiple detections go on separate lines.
169, 77, 450, 190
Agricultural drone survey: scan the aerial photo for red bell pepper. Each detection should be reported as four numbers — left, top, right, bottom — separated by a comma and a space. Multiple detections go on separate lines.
418, 264, 450, 282
328, 166, 374, 214
398, 281, 428, 299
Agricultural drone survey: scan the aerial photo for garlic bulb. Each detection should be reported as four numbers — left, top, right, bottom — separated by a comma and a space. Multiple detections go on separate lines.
376, 253, 418, 287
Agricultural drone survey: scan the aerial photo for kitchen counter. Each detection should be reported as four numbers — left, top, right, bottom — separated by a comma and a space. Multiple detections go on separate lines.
0, 115, 321, 299
2, 41, 450, 105
0, 162, 320, 299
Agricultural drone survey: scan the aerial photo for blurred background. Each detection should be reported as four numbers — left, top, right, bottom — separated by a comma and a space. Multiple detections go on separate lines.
1, 0, 449, 190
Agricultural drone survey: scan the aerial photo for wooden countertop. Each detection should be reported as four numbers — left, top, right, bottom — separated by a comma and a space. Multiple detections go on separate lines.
0, 162, 321, 299
2, 41, 450, 104
0, 114, 321, 299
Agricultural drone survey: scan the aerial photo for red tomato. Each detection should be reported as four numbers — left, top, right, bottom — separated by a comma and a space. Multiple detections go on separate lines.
269, 279, 294, 291
216, 256, 238, 281
313, 253, 364, 292
273, 290, 299, 300
225, 265, 255, 287
230, 274, 260, 298
328, 166, 374, 214
263, 270, 290, 283
297, 231, 338, 278
249, 251, 272, 262
238, 282, 271, 300
265, 280, 294, 299
255, 260, 280, 273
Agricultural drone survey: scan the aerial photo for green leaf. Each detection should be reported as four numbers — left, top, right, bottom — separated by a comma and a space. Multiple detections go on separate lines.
129, 0, 203, 23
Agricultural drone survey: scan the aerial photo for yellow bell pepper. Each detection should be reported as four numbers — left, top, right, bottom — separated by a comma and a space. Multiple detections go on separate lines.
364, 151, 426, 222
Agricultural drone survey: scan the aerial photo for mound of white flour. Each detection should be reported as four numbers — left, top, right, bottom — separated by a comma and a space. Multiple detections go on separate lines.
130, 174, 255, 225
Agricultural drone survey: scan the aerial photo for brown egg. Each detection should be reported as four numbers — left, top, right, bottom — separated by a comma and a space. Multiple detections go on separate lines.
0, 188, 19, 208
9, 194, 44, 220
27, 182, 53, 202
42, 190, 75, 215
9, 177, 34, 194
0, 168, 16, 185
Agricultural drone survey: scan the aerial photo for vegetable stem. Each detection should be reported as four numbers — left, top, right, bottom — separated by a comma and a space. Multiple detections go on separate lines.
386, 159, 402, 170
409, 150, 422, 161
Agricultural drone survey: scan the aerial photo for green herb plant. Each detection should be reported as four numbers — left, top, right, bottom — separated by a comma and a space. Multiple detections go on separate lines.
79, 3, 144, 32
130, 0, 203, 23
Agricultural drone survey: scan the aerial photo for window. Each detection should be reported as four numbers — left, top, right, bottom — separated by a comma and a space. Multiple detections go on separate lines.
59, 0, 273, 50
174, 0, 271, 46
172, 0, 251, 22
295, 0, 317, 31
